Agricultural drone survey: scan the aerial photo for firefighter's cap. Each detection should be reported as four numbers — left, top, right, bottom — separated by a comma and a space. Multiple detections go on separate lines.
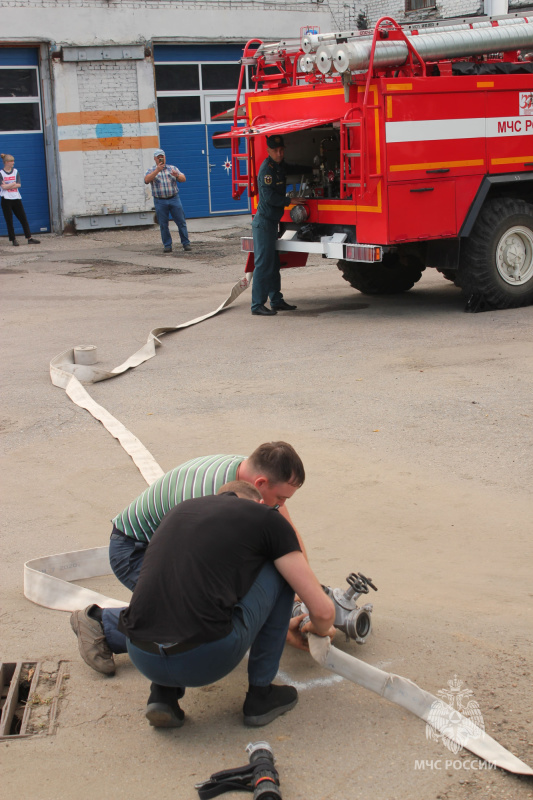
266, 134, 285, 148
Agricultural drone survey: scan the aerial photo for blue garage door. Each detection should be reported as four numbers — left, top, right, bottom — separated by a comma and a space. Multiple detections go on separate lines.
0, 48, 50, 237
154, 44, 249, 219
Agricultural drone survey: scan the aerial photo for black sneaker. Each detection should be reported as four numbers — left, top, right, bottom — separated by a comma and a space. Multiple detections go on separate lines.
12, 239, 19, 247
27, 237, 40, 244
146, 683, 185, 728
164, 245, 172, 253
243, 683, 298, 727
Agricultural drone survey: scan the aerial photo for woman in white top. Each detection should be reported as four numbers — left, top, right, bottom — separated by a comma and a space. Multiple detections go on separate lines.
1, 153, 40, 246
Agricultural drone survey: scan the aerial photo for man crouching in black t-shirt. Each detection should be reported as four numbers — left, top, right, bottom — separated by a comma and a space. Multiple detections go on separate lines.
119, 480, 335, 729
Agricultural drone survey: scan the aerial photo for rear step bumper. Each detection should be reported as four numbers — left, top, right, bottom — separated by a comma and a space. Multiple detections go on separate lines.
241, 230, 383, 262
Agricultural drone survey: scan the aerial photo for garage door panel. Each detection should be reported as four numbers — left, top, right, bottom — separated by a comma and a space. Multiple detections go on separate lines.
0, 48, 50, 236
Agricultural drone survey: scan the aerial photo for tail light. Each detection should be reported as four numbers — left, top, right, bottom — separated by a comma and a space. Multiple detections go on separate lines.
241, 237, 254, 252
344, 244, 382, 262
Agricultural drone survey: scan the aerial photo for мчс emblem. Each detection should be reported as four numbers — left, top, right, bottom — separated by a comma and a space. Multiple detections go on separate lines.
264, 175, 272, 185
519, 91, 533, 115
426, 676, 485, 754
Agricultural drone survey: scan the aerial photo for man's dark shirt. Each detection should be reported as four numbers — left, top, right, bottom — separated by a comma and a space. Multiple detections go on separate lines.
119, 493, 301, 646
255, 156, 312, 223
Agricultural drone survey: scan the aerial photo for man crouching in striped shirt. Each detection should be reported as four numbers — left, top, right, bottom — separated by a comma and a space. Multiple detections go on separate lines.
70, 441, 309, 678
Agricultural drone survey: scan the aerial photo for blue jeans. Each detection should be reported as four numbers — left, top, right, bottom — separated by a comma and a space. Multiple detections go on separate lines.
101, 531, 146, 654
251, 216, 283, 311
154, 194, 190, 249
126, 562, 294, 689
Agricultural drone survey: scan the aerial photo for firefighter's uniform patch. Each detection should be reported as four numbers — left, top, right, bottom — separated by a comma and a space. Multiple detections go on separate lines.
264, 175, 272, 185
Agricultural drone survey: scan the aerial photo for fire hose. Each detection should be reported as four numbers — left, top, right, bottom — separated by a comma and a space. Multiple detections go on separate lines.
293, 588, 533, 776
307, 634, 533, 776
26, 274, 532, 778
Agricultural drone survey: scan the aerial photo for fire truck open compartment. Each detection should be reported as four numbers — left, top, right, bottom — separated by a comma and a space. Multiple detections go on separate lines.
219, 14, 533, 310
282, 125, 342, 200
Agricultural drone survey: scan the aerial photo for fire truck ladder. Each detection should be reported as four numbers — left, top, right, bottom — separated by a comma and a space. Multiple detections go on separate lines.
340, 17, 426, 201
340, 111, 364, 200
232, 138, 256, 201
230, 39, 263, 200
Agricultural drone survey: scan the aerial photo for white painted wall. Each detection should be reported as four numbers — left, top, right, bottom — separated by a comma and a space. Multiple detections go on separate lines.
2, 1, 336, 229
2, 1, 334, 46
53, 57, 157, 223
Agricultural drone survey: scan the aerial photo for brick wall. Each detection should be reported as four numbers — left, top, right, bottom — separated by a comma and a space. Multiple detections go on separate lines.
0, 0, 324, 9
75, 61, 146, 215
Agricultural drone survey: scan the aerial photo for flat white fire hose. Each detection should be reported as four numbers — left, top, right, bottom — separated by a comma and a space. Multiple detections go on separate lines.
23, 272, 532, 776
24, 276, 251, 612
308, 635, 533, 775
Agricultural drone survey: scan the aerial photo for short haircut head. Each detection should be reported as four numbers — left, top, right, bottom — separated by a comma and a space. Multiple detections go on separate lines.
217, 480, 262, 501
247, 441, 305, 487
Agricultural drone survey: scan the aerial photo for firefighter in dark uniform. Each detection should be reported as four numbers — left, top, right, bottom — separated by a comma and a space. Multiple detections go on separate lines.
251, 135, 312, 316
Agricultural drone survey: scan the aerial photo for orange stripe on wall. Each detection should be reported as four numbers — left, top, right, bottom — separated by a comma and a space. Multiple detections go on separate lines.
57, 108, 157, 126
59, 136, 159, 152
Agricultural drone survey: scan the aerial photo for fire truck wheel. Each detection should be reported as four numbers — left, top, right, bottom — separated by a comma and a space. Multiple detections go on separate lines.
337, 253, 424, 295
459, 198, 533, 309
437, 268, 459, 285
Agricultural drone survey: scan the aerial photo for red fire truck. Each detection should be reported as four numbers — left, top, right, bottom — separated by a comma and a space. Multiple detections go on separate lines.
219, 15, 533, 310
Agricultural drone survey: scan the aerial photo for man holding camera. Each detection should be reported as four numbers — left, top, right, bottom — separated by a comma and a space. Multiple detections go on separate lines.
145, 148, 192, 254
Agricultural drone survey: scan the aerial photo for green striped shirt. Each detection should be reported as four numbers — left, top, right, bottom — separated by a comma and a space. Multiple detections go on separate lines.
112, 454, 244, 542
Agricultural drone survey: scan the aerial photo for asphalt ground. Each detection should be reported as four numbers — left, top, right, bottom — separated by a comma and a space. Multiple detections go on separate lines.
1, 218, 532, 800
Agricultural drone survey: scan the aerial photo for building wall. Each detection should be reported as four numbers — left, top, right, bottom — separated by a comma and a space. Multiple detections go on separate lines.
1, 0, 335, 231
53, 56, 157, 222
1, 0, 334, 46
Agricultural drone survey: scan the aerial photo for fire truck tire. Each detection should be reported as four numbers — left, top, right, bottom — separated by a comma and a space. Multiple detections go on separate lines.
437, 268, 459, 284
458, 198, 533, 309
337, 253, 424, 295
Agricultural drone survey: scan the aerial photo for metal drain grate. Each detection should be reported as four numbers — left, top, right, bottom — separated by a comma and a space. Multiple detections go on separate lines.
0, 661, 69, 738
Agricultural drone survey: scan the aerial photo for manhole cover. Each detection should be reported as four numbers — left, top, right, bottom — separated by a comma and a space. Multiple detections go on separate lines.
0, 661, 69, 738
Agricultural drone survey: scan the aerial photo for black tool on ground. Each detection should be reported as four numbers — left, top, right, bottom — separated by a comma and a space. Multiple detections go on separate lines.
195, 741, 281, 799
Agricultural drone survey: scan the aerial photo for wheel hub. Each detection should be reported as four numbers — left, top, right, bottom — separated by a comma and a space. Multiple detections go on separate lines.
496, 226, 533, 286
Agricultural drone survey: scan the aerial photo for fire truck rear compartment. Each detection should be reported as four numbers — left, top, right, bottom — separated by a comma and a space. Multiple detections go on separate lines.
283, 125, 342, 201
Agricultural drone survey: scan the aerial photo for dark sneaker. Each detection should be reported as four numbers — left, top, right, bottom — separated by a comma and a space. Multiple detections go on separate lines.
146, 683, 185, 728
271, 300, 297, 311
27, 238, 40, 244
12, 239, 19, 247
183, 244, 192, 252
243, 683, 298, 727
164, 246, 172, 253
70, 605, 115, 675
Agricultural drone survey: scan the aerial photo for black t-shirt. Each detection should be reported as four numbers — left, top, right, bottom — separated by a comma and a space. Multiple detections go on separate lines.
119, 493, 301, 645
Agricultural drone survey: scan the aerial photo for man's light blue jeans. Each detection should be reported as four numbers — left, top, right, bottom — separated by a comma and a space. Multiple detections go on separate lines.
126, 562, 294, 689
154, 194, 190, 249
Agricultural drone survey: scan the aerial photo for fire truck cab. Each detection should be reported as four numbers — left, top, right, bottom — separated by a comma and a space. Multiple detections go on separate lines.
219, 15, 533, 310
